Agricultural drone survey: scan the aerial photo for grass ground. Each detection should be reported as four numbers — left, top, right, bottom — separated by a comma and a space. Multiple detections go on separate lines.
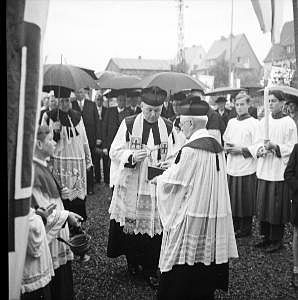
72, 183, 298, 300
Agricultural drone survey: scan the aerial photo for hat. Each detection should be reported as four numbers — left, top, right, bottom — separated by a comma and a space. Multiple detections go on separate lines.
178, 96, 210, 116
141, 86, 167, 106
215, 96, 227, 103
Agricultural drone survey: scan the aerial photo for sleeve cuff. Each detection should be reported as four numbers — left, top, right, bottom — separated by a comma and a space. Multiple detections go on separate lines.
242, 147, 252, 158
275, 145, 281, 158
124, 154, 137, 168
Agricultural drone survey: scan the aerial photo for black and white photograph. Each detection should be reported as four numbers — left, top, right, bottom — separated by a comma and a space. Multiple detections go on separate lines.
7, 0, 298, 299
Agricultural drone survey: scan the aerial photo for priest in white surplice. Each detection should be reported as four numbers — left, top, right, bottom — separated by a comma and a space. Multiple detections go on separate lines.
156, 97, 238, 300
107, 86, 177, 288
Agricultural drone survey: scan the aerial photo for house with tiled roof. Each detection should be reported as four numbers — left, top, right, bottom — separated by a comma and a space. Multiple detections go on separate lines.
182, 45, 206, 74
263, 21, 295, 82
105, 57, 173, 78
196, 33, 262, 86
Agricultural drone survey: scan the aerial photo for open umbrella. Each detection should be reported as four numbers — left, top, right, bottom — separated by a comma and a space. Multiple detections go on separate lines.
98, 74, 141, 89
267, 85, 298, 104
104, 88, 142, 99
132, 72, 207, 95
43, 64, 98, 97
204, 86, 247, 96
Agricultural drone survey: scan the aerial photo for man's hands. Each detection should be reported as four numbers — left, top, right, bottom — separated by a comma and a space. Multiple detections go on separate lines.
36, 203, 57, 218
264, 141, 277, 151
67, 212, 84, 227
96, 139, 102, 146
132, 149, 147, 163
103, 148, 108, 156
61, 187, 70, 200
225, 143, 243, 155
156, 160, 171, 169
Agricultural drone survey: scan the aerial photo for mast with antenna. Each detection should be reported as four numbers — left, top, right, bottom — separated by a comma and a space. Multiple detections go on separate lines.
176, 0, 186, 73
229, 0, 234, 87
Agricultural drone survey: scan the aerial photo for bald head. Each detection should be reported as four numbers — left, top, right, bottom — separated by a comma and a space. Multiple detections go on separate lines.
180, 115, 208, 139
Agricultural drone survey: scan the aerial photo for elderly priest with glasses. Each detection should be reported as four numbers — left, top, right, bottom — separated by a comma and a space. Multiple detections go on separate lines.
155, 96, 238, 300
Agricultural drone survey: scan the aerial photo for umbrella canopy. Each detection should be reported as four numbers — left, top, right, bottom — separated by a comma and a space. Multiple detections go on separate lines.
104, 88, 142, 99
98, 74, 141, 89
79, 67, 98, 80
132, 72, 206, 95
43, 64, 98, 96
204, 86, 247, 96
268, 85, 298, 104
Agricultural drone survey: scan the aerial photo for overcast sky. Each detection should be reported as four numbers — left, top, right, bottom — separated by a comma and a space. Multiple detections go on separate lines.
43, 0, 294, 73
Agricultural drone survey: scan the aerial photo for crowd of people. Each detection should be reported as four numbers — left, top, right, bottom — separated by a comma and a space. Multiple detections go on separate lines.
21, 85, 298, 299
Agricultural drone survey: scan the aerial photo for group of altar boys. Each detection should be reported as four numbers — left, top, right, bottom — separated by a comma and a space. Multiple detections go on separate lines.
21, 84, 298, 299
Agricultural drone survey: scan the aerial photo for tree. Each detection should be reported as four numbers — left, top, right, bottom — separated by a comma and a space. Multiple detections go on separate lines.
208, 59, 229, 88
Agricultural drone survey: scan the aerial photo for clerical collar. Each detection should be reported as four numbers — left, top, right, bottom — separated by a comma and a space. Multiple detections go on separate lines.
271, 111, 286, 119
33, 156, 48, 167
237, 113, 251, 121
188, 128, 210, 143
117, 107, 124, 113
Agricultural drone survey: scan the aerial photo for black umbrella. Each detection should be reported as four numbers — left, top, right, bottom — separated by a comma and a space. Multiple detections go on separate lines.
133, 72, 206, 95
204, 86, 247, 96
257, 85, 298, 103
43, 64, 98, 97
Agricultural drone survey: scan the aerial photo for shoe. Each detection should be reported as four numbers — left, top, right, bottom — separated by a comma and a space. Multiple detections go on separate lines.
265, 241, 283, 253
291, 273, 298, 289
254, 239, 271, 248
145, 275, 159, 289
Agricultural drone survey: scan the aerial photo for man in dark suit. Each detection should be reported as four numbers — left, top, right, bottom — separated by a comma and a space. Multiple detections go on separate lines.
161, 97, 176, 121
214, 96, 231, 145
127, 94, 142, 115
94, 95, 107, 184
102, 95, 131, 185
72, 88, 101, 195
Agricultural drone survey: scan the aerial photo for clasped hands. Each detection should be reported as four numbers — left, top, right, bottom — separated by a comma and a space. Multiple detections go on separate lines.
224, 143, 243, 155
256, 140, 278, 158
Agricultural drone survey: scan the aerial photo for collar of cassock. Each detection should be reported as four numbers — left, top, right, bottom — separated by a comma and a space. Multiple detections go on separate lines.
47, 108, 80, 142
142, 119, 161, 145
237, 113, 251, 121
271, 111, 287, 119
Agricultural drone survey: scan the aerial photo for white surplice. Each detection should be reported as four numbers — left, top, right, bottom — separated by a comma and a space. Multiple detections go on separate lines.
21, 209, 55, 294
156, 129, 238, 273
42, 115, 92, 200
109, 113, 176, 237
250, 114, 297, 181
223, 117, 259, 176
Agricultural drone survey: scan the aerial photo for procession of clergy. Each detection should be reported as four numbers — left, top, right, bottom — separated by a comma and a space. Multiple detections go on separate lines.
22, 84, 298, 300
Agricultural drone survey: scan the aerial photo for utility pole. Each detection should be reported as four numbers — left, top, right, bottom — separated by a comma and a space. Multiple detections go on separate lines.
176, 0, 186, 73
292, 0, 298, 88
229, 0, 234, 87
